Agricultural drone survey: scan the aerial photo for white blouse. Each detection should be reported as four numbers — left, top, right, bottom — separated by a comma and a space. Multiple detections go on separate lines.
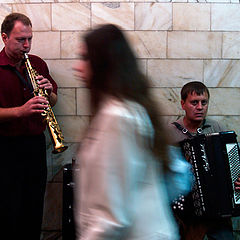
74, 98, 179, 240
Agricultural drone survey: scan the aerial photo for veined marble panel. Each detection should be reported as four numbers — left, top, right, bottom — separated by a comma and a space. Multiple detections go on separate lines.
92, 3, 134, 30
76, 88, 91, 115
125, 31, 167, 58
173, 3, 210, 31
172, 0, 188, 2
211, 4, 240, 31
57, 116, 89, 143
168, 32, 222, 58
133, 0, 172, 2
52, 3, 90, 31
151, 88, 182, 115
12, 4, 51, 31
45, 59, 84, 88
161, 115, 183, 127
138, 59, 147, 76
135, 3, 172, 30
57, 0, 79, 2
88, 0, 129, 2
189, 0, 230, 2
31, 32, 60, 59
61, 31, 85, 59
0, 4, 11, 23
53, 88, 76, 115
187, 0, 207, 3
208, 116, 240, 142
208, 88, 240, 115
209, 0, 230, 2
148, 59, 203, 87
5, 1, 54, 2
0, 40, 4, 51
204, 60, 240, 87
222, 32, 240, 59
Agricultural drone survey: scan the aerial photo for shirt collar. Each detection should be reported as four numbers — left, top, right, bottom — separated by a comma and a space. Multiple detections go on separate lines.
0, 47, 17, 67
0, 47, 25, 68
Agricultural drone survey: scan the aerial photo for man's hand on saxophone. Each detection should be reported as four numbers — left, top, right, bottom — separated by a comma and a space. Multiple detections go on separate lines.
0, 96, 48, 123
36, 75, 58, 107
20, 96, 49, 117
36, 75, 53, 94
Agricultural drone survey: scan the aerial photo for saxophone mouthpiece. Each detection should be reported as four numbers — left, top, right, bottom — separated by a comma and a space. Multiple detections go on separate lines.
24, 53, 28, 59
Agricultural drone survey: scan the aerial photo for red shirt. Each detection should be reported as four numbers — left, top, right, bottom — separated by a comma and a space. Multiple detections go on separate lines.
0, 48, 58, 136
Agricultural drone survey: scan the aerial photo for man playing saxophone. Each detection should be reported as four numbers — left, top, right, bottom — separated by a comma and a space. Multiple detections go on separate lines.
0, 13, 58, 239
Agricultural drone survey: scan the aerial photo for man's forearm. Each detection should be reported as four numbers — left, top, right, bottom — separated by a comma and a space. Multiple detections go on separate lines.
0, 107, 21, 123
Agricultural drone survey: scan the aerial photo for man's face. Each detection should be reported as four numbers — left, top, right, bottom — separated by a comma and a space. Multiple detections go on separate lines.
181, 91, 209, 123
2, 20, 32, 63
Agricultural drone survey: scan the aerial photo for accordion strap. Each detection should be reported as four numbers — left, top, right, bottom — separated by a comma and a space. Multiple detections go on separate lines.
172, 122, 193, 138
172, 119, 211, 138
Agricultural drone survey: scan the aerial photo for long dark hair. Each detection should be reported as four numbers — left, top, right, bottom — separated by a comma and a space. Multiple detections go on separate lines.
84, 24, 169, 171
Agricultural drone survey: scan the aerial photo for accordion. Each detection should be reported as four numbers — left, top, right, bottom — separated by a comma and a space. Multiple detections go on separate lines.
175, 131, 240, 219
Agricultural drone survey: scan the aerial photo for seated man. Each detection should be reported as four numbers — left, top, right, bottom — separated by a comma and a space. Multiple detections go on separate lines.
167, 81, 239, 240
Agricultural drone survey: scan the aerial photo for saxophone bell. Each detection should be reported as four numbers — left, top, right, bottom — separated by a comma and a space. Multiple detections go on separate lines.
48, 121, 68, 154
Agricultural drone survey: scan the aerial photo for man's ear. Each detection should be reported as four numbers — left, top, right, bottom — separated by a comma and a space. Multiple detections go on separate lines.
1, 33, 8, 44
181, 99, 185, 110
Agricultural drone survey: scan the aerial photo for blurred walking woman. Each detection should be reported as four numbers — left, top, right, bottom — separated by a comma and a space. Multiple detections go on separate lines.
73, 24, 179, 240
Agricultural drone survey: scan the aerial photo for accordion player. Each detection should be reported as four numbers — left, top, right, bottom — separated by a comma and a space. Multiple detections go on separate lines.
173, 131, 240, 219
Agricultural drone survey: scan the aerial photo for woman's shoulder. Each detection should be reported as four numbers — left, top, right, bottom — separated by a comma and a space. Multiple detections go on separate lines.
100, 98, 144, 120
98, 98, 154, 137
101, 98, 130, 118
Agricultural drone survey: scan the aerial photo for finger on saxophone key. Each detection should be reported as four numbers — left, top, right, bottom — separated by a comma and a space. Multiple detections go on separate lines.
19, 96, 48, 117
35, 96, 48, 109
36, 75, 53, 94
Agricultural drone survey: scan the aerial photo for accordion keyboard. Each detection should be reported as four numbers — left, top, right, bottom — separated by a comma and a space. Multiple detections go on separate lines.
227, 143, 240, 204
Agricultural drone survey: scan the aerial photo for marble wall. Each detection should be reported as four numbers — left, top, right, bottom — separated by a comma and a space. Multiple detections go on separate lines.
0, 1, 240, 239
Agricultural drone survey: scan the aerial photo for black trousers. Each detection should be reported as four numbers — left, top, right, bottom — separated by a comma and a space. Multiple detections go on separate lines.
176, 213, 234, 240
0, 134, 47, 240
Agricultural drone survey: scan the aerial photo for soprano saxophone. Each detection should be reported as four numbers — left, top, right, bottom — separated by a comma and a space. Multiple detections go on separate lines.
24, 53, 68, 154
